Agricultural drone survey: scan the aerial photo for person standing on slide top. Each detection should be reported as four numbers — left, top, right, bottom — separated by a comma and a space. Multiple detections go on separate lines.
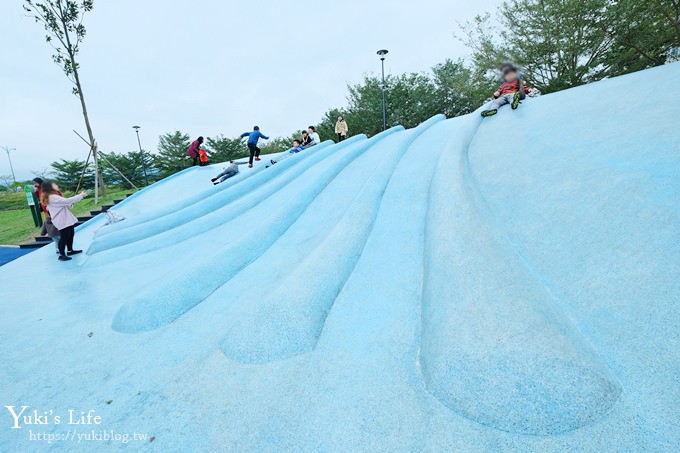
240, 126, 269, 168
186, 136, 204, 166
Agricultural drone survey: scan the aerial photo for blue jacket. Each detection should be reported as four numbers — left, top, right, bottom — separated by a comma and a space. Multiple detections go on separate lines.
289, 145, 305, 153
240, 130, 269, 144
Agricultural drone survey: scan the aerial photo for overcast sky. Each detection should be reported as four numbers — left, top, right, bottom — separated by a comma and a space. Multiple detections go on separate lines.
0, 0, 499, 180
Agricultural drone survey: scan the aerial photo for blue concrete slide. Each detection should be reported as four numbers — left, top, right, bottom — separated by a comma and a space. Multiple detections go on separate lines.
0, 62, 679, 451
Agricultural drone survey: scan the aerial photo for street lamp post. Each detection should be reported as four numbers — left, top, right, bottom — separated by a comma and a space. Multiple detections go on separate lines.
2, 146, 17, 182
377, 49, 389, 131
133, 126, 149, 186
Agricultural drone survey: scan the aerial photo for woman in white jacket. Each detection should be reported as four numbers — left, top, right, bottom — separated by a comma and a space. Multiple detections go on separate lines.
40, 181, 90, 261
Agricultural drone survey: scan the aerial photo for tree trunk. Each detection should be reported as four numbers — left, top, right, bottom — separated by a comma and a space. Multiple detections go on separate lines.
60, 15, 105, 200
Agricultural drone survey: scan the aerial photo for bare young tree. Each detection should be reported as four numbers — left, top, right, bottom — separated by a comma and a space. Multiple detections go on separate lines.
23, 0, 106, 198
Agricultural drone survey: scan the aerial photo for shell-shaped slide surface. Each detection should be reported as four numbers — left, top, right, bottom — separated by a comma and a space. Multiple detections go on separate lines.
1, 63, 679, 450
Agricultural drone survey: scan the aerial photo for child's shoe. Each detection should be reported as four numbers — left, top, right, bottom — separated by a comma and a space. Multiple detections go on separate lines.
481, 109, 498, 117
67, 250, 82, 256
270, 159, 276, 165
248, 164, 253, 168
511, 92, 521, 109
211, 177, 217, 183
58, 255, 72, 262
255, 157, 261, 161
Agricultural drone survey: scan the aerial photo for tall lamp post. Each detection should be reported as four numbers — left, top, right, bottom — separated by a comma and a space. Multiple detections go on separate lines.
377, 49, 389, 131
2, 146, 17, 182
132, 126, 149, 186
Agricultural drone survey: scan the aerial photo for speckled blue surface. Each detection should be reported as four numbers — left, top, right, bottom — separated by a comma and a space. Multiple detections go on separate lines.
1, 63, 679, 451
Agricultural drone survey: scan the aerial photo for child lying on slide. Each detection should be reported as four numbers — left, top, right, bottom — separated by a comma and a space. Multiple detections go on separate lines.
270, 140, 305, 165
211, 161, 248, 185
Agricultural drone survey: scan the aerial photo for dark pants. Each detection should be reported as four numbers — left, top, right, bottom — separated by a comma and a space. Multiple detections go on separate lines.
191, 156, 198, 166
57, 225, 75, 256
215, 169, 238, 182
199, 161, 208, 166
337, 134, 346, 142
248, 143, 260, 165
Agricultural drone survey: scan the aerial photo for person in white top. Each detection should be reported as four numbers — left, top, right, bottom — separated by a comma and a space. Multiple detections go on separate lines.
40, 181, 90, 261
307, 126, 321, 147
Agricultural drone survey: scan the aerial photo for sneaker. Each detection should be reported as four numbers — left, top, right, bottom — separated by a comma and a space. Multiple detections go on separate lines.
270, 159, 276, 165
67, 250, 83, 256
255, 157, 261, 161
248, 164, 253, 168
213, 180, 219, 185
58, 255, 72, 262
481, 109, 498, 117
511, 92, 521, 109
211, 178, 217, 183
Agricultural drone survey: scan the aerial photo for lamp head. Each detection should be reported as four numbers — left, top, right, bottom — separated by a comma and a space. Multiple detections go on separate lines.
377, 49, 388, 59
133, 125, 140, 131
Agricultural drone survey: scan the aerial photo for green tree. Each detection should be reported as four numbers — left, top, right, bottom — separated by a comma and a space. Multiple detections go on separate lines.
607, 0, 680, 74
24, 0, 106, 196
316, 108, 345, 142
457, 0, 680, 94
261, 137, 296, 155
0, 175, 13, 190
205, 135, 248, 163
51, 158, 93, 191
458, 0, 616, 93
9, 181, 25, 193
318, 72, 446, 139
154, 131, 191, 177
431, 59, 496, 117
100, 150, 154, 188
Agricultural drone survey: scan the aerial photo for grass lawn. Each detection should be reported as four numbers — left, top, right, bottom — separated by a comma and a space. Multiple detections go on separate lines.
0, 188, 136, 245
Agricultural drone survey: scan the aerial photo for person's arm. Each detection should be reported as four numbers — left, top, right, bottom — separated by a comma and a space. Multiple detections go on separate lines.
49, 193, 85, 207
240, 132, 249, 138
260, 132, 269, 140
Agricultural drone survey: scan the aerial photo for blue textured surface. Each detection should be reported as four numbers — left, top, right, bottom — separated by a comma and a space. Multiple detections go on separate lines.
1, 63, 679, 451
0, 247, 35, 267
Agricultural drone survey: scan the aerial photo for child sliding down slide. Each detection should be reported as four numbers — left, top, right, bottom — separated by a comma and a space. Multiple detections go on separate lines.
270, 140, 305, 165
240, 126, 269, 167
481, 63, 532, 117
211, 161, 248, 185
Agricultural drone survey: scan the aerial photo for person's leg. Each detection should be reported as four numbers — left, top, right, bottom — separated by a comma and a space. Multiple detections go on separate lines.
52, 236, 60, 254
254, 146, 261, 161
217, 170, 237, 183
341, 135, 346, 141
482, 97, 502, 116
337, 133, 342, 142
248, 143, 256, 165
64, 226, 76, 252
517, 79, 526, 100
272, 152, 294, 165
57, 229, 69, 256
